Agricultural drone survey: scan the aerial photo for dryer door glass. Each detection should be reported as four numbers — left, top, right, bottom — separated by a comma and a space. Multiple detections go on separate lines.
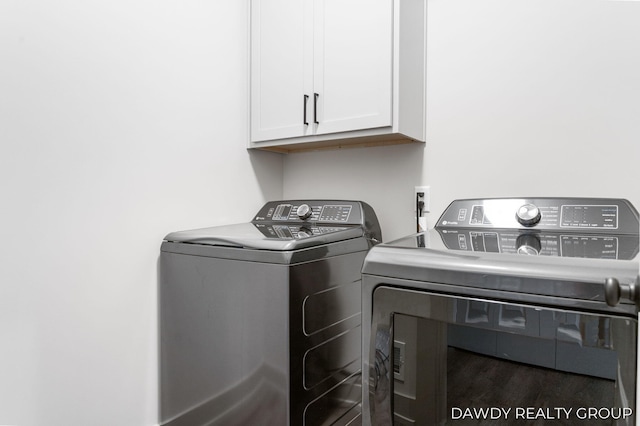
368, 287, 637, 425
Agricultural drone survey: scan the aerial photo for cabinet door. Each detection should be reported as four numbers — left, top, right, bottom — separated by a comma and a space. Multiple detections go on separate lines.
251, 0, 313, 142
313, 0, 393, 135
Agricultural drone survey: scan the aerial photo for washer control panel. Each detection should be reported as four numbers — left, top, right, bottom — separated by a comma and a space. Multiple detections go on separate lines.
253, 200, 369, 225
252, 199, 382, 243
437, 198, 639, 234
258, 202, 353, 223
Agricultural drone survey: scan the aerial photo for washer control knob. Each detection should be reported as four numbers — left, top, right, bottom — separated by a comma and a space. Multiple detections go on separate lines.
516, 204, 541, 227
296, 204, 312, 220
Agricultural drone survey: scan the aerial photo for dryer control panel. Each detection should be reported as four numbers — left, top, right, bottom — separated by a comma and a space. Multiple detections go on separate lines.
435, 198, 639, 259
437, 198, 639, 235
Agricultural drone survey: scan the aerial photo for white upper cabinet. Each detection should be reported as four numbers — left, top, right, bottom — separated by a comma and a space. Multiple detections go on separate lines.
250, 0, 426, 153
250, 0, 311, 141
312, 0, 392, 136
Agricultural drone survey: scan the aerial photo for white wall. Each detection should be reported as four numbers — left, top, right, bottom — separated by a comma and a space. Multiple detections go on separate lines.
284, 0, 640, 241
0, 2, 282, 425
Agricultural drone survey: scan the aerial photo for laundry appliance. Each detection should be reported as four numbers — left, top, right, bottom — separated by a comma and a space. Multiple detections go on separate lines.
361, 197, 639, 425
160, 200, 381, 426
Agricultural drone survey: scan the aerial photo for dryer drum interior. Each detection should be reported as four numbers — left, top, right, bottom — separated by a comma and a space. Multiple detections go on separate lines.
362, 197, 640, 425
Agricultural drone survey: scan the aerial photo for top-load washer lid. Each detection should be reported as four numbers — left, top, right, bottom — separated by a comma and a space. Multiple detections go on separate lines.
362, 197, 639, 315
163, 200, 382, 251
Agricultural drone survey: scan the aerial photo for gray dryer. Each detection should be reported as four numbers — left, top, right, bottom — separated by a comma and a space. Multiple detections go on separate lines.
361, 197, 639, 425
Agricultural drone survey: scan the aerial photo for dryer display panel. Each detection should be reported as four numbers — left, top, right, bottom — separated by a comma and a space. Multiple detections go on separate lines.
561, 205, 619, 229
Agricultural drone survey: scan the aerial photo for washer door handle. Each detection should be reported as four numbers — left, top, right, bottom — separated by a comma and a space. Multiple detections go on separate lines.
604, 277, 639, 307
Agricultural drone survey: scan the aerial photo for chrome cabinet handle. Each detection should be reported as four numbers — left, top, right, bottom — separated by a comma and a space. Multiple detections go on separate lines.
604, 277, 640, 307
314, 93, 319, 124
303, 94, 309, 125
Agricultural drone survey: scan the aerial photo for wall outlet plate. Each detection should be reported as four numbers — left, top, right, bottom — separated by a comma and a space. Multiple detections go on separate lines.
414, 186, 430, 213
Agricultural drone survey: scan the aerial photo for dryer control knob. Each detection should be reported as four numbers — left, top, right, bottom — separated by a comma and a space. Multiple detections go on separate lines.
516, 234, 541, 255
296, 204, 312, 220
516, 204, 541, 227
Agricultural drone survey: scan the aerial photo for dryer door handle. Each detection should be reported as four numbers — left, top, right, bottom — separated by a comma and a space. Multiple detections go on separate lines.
604, 277, 640, 307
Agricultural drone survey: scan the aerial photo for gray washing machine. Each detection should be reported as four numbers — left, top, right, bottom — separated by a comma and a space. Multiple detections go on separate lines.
160, 200, 381, 426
